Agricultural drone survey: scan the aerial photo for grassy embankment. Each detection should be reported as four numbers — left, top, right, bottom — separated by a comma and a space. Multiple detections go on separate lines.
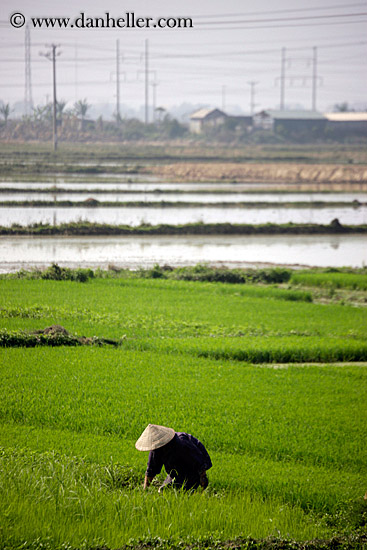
1, 141, 367, 163
1, 221, 366, 236
1, 199, 365, 208
0, 270, 367, 549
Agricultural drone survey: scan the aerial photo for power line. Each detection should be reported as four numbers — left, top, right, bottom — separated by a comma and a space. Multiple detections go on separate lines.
0, 37, 365, 55
150, 38, 367, 51
0, 46, 364, 71
150, 40, 367, 59
0, 57, 116, 63
0, 29, 364, 111
192, 3, 367, 19
195, 12, 367, 26
121, 34, 367, 48
191, 18, 367, 32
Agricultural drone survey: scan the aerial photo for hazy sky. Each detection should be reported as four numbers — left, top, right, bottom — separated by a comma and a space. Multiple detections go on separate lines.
0, 0, 366, 117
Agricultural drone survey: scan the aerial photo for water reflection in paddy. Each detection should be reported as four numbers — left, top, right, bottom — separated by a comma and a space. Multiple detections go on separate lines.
1, 234, 366, 272
3, 181, 367, 192
1, 205, 366, 226
1, 191, 367, 203
1, 181, 277, 191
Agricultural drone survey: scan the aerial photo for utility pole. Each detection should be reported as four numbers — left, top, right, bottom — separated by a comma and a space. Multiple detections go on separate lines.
280, 47, 286, 110
312, 46, 317, 111
24, 24, 33, 116
51, 45, 58, 151
116, 39, 121, 121
145, 39, 149, 124
40, 44, 61, 152
111, 44, 125, 122
151, 80, 158, 123
138, 45, 154, 123
247, 81, 258, 115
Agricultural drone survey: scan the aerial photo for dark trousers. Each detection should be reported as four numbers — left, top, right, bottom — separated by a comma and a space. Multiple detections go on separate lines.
159, 473, 207, 491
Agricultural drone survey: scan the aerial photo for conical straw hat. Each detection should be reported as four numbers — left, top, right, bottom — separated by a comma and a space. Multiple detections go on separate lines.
135, 424, 175, 451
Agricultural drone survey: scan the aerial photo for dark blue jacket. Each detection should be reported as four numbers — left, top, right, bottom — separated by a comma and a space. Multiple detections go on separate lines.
146, 432, 212, 489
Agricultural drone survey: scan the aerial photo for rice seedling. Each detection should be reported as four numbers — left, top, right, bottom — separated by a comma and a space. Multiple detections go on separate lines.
291, 270, 367, 291
0, 276, 366, 548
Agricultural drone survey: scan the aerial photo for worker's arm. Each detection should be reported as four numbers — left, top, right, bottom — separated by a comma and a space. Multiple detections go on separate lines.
144, 475, 154, 490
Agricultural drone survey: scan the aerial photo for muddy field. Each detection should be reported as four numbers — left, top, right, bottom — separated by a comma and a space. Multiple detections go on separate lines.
148, 162, 367, 186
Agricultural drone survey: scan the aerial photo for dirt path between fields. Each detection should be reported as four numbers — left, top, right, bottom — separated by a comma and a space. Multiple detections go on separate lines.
148, 162, 367, 186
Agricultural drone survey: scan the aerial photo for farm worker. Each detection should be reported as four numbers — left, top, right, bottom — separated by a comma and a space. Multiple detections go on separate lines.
135, 424, 212, 491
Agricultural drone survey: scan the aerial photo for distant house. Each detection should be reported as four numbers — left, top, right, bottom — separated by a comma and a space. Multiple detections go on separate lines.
189, 108, 227, 133
226, 115, 253, 131
67, 114, 95, 131
324, 112, 367, 136
253, 110, 326, 134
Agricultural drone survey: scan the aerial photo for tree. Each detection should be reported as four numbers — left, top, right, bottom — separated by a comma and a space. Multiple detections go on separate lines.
334, 102, 354, 113
32, 104, 52, 122
161, 115, 187, 139
155, 107, 166, 124
114, 111, 122, 125
74, 99, 90, 129
0, 103, 11, 126
56, 100, 67, 119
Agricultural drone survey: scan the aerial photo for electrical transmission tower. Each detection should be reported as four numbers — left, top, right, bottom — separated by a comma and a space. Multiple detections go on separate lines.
40, 44, 61, 151
24, 24, 33, 116
116, 39, 123, 122
145, 39, 149, 124
110, 40, 126, 123
138, 40, 156, 124
276, 47, 322, 111
151, 79, 159, 123
247, 81, 258, 115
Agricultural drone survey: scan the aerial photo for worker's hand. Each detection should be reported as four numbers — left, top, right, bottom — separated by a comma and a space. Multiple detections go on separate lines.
199, 471, 208, 489
144, 476, 153, 490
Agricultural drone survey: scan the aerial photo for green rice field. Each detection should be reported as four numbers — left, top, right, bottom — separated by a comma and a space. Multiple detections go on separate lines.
0, 272, 366, 549
291, 270, 367, 291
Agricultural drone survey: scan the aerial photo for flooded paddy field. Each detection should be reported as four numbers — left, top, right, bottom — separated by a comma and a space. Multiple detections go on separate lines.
2, 180, 367, 192
1, 190, 367, 204
1, 176, 366, 272
0, 173, 159, 185
1, 204, 366, 226
1, 233, 366, 272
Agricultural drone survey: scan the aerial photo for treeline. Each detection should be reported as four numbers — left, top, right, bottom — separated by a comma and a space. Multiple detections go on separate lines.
0, 113, 188, 142
1, 112, 366, 145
